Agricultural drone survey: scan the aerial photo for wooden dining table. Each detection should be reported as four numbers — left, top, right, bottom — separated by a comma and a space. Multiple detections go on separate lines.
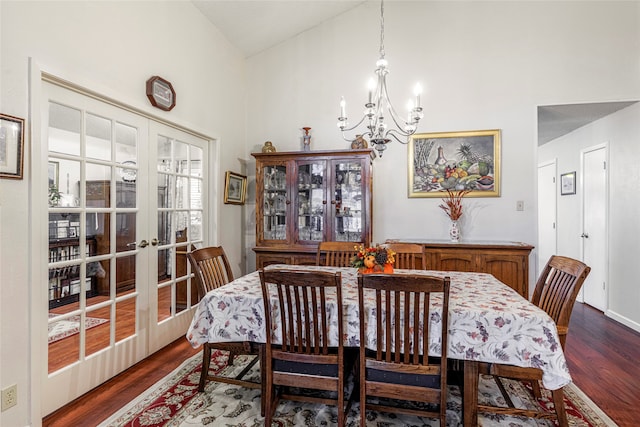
186, 264, 572, 427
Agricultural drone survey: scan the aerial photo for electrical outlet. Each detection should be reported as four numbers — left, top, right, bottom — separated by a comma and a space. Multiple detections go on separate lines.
516, 200, 524, 211
1, 384, 17, 411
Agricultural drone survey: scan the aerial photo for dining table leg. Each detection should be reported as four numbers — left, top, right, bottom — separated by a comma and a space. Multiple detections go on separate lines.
463, 360, 479, 427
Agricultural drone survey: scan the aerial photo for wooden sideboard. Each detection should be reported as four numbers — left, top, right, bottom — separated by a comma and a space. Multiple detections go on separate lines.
386, 239, 534, 297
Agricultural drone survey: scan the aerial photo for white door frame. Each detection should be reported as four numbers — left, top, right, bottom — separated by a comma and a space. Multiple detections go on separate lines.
29, 64, 220, 421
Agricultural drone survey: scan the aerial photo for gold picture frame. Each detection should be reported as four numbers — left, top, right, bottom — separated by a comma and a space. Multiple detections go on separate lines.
0, 113, 25, 179
408, 129, 501, 198
224, 171, 247, 205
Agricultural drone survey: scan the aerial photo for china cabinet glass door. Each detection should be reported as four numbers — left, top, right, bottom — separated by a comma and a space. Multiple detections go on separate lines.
332, 159, 365, 242
262, 163, 288, 242
295, 160, 326, 243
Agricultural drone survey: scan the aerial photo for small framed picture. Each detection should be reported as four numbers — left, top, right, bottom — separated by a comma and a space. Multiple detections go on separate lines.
0, 113, 25, 179
224, 171, 247, 205
561, 171, 576, 195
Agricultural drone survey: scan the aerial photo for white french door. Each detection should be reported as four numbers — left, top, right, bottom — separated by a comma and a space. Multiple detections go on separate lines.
148, 121, 208, 353
40, 81, 209, 415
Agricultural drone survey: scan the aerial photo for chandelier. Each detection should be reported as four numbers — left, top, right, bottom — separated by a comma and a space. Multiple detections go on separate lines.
337, 0, 423, 157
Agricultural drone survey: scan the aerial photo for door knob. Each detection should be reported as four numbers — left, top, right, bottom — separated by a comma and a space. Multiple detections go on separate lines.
151, 238, 159, 246
138, 240, 149, 248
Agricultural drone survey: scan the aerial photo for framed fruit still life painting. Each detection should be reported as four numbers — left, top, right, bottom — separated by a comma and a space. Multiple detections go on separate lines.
408, 129, 501, 198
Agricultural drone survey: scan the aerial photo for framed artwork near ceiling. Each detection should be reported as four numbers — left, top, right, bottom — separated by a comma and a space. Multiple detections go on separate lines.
561, 171, 576, 195
408, 129, 501, 198
0, 113, 25, 179
224, 171, 247, 205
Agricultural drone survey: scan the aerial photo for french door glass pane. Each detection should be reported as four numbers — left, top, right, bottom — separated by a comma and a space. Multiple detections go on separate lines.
158, 173, 172, 208
86, 308, 110, 356
86, 113, 111, 161
115, 122, 137, 164
48, 102, 80, 156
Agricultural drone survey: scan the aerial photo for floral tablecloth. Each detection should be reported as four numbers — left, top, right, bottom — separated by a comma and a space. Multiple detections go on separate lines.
186, 265, 571, 390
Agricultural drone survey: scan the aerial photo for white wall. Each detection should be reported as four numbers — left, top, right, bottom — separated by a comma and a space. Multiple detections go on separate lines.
539, 102, 640, 331
244, 1, 640, 275
0, 1, 246, 425
1, 1, 639, 425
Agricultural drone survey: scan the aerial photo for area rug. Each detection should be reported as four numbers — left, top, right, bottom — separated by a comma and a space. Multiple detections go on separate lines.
48, 314, 109, 344
98, 350, 618, 427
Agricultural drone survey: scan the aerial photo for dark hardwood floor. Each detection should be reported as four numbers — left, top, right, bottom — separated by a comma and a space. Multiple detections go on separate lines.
564, 303, 640, 426
43, 302, 639, 426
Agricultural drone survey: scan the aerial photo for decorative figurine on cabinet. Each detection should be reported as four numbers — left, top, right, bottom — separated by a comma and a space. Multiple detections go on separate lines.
262, 141, 276, 153
351, 134, 368, 149
302, 127, 311, 152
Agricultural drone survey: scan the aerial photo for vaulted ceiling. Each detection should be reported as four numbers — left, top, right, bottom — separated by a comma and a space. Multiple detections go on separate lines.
191, 1, 638, 145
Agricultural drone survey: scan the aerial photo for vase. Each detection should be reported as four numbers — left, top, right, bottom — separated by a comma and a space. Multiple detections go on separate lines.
449, 220, 460, 242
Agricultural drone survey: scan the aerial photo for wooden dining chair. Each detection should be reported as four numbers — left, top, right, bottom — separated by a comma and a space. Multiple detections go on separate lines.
358, 273, 451, 427
188, 246, 261, 393
316, 241, 362, 267
259, 268, 356, 427
477, 255, 591, 426
382, 242, 426, 269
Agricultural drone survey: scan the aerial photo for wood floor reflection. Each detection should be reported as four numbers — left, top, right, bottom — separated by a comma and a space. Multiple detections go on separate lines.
47, 289, 177, 373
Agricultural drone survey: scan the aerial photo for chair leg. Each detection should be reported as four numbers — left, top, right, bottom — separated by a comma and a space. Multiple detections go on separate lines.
530, 379, 542, 399
360, 368, 366, 426
552, 387, 568, 427
199, 345, 212, 392
264, 357, 274, 426
338, 377, 345, 427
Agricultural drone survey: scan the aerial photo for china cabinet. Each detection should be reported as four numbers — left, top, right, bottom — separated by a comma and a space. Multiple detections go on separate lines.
252, 149, 374, 268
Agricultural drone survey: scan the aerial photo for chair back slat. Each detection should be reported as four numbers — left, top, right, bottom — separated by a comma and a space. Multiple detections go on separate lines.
187, 246, 234, 299
316, 241, 362, 267
531, 255, 590, 348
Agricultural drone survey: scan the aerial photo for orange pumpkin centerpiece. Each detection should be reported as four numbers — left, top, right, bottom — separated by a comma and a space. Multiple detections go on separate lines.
350, 244, 395, 274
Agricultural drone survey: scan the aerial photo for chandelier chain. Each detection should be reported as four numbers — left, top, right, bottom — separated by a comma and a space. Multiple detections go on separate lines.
379, 0, 385, 59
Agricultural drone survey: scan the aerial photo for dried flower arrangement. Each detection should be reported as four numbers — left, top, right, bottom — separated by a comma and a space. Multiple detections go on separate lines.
350, 244, 396, 273
439, 189, 471, 221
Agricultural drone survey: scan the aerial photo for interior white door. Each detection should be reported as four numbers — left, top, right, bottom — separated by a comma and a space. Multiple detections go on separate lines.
581, 145, 608, 311
537, 161, 557, 280
42, 81, 150, 414
147, 121, 208, 354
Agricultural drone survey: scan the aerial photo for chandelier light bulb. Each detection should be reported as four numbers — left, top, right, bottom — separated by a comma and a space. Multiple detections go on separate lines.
414, 83, 422, 108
